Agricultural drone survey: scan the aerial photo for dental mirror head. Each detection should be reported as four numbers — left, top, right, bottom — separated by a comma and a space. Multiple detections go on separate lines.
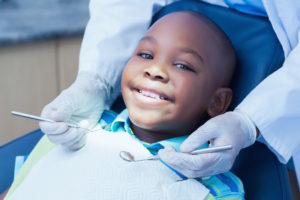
119, 151, 159, 162
119, 151, 135, 162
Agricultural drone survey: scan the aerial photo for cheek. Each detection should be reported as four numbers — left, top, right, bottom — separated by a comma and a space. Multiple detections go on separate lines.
172, 76, 210, 115
173, 75, 205, 101
122, 58, 144, 79
121, 61, 138, 90
121, 60, 145, 106
121, 64, 134, 105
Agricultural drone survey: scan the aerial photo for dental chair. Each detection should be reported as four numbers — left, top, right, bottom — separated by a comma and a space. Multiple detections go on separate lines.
0, 0, 292, 199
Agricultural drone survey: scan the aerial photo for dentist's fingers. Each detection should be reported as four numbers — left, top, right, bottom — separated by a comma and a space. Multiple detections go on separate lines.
62, 132, 87, 151
40, 98, 74, 136
39, 121, 69, 135
159, 148, 219, 171
180, 121, 219, 153
41, 101, 73, 122
159, 149, 223, 178
46, 127, 84, 144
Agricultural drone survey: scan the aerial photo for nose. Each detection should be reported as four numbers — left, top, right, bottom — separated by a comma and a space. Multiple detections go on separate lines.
143, 65, 169, 82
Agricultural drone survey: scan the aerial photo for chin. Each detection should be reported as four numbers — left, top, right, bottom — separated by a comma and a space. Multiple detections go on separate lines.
130, 116, 160, 130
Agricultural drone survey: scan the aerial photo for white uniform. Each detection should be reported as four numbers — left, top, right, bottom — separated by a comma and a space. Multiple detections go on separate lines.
79, 0, 300, 183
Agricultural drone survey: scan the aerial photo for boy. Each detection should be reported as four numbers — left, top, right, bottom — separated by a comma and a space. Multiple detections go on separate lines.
4, 11, 243, 200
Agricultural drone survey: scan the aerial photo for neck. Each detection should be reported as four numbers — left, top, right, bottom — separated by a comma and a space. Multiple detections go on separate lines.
130, 123, 177, 143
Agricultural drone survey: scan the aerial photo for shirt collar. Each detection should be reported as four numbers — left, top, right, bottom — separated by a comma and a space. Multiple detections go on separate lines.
110, 109, 208, 154
111, 109, 133, 134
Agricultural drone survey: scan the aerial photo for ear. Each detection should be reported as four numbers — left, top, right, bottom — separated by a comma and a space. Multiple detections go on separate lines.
207, 88, 232, 117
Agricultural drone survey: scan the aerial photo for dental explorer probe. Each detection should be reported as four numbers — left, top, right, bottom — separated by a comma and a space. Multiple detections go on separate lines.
11, 111, 100, 132
119, 145, 232, 162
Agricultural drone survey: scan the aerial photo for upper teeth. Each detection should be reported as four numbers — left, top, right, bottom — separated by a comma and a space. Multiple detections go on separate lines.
138, 89, 166, 100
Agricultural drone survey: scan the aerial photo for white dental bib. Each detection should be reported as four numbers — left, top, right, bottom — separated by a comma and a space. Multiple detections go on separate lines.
8, 130, 209, 200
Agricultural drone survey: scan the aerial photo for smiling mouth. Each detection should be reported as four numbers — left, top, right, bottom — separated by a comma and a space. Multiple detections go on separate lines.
135, 88, 169, 101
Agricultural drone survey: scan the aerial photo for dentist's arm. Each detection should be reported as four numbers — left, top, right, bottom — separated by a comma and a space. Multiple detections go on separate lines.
237, 32, 300, 164
40, 0, 168, 150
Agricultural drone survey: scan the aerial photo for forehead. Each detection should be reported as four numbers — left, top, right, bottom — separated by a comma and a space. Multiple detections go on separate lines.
145, 12, 221, 70
146, 12, 215, 44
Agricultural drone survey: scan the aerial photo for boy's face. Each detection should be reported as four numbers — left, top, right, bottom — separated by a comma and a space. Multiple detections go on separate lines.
121, 13, 226, 137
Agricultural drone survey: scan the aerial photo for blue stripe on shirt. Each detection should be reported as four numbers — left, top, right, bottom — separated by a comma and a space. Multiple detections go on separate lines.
199, 178, 218, 196
216, 173, 239, 192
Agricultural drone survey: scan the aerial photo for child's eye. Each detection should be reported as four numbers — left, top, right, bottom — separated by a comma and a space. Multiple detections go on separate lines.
137, 52, 153, 60
174, 63, 194, 72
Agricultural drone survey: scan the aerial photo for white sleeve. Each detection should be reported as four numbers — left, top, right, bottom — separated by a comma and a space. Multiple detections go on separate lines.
237, 1, 300, 164
262, 0, 300, 57
237, 30, 300, 164
78, 0, 170, 104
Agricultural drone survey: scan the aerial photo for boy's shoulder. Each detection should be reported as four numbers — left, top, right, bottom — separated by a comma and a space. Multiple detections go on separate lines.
200, 172, 244, 199
99, 110, 119, 130
101, 110, 119, 122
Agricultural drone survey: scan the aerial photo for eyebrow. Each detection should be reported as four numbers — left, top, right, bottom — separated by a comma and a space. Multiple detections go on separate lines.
179, 47, 204, 63
139, 36, 157, 44
140, 36, 204, 63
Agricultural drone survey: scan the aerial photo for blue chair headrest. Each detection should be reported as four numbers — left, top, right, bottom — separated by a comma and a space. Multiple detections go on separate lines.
151, 0, 284, 109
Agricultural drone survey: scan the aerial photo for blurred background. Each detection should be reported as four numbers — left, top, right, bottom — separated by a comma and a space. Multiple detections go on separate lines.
0, 0, 89, 145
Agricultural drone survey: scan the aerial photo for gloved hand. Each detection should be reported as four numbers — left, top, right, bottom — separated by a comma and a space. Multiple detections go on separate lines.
40, 72, 110, 150
158, 110, 257, 178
